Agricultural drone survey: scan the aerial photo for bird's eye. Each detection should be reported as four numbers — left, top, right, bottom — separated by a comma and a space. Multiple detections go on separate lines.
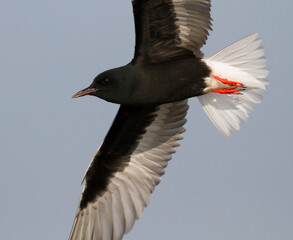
101, 78, 110, 85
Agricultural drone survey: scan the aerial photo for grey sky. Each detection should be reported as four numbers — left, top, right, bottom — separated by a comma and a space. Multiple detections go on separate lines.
1, 0, 292, 240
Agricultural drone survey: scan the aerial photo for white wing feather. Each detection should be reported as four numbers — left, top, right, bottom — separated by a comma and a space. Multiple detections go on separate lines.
69, 100, 188, 240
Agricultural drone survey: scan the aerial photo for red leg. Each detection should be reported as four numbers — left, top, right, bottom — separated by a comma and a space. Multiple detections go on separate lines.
212, 75, 244, 87
212, 89, 241, 95
211, 75, 245, 94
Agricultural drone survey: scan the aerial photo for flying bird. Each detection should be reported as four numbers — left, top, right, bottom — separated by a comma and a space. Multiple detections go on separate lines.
69, 0, 268, 239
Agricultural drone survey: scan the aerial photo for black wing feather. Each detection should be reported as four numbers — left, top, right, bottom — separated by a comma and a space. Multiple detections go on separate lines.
79, 105, 157, 209
131, 0, 212, 63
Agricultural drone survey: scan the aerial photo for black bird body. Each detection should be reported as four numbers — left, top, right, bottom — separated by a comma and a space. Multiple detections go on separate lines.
96, 57, 210, 106
69, 0, 268, 239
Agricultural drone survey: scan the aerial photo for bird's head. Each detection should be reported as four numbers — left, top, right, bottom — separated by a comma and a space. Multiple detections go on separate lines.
72, 68, 132, 104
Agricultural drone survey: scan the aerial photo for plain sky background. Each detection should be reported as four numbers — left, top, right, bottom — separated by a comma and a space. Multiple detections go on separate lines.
1, 0, 292, 240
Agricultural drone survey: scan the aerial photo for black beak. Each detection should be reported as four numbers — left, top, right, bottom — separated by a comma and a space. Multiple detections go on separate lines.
72, 87, 98, 99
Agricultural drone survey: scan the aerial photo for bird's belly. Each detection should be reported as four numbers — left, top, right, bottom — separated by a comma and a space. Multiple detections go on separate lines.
132, 59, 209, 105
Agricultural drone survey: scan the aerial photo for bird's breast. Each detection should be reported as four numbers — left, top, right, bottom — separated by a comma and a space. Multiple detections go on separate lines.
131, 58, 210, 105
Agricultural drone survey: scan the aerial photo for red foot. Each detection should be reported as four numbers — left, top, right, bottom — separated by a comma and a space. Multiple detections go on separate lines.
212, 75, 244, 87
212, 89, 241, 95
211, 75, 245, 95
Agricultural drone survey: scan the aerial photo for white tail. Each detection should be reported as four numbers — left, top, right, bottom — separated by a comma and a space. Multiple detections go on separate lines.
199, 33, 269, 137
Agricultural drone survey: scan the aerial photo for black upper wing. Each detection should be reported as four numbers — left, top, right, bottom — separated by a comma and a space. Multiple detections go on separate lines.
131, 0, 212, 63
69, 100, 188, 240
79, 105, 157, 209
